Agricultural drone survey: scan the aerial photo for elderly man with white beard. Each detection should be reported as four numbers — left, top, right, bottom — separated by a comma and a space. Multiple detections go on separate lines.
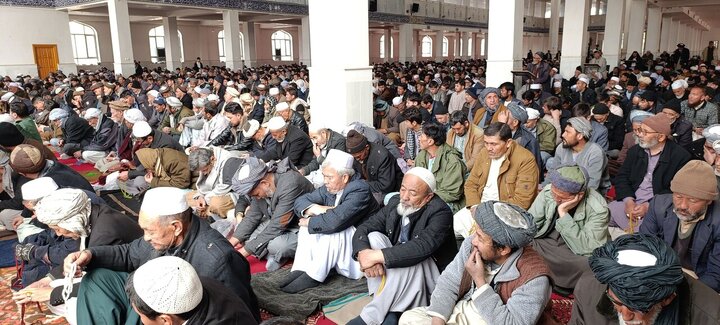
280, 150, 381, 293
348, 167, 458, 325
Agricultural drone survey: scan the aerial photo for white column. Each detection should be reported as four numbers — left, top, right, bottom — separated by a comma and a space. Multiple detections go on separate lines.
560, 0, 591, 77
107, 0, 135, 76
222, 10, 243, 70
528, 0, 536, 17
398, 24, 415, 62
621, 0, 632, 55
463, 32, 471, 59
626, 0, 647, 54
298, 16, 311, 65
483, 32, 489, 59
549, 0, 561, 55
307, 0, 372, 130
645, 6, 661, 55
434, 30, 444, 61
241, 22, 256, 67
605, 0, 624, 65
486, 0, 523, 87
668, 19, 679, 52
383, 28, 391, 63
660, 15, 671, 53
162, 17, 182, 71
453, 32, 460, 58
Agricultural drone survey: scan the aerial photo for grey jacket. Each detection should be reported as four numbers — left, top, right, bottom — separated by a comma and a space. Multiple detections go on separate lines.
550, 141, 609, 191
426, 238, 552, 324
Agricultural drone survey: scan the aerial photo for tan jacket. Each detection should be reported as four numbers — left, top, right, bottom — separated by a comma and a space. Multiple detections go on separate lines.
472, 104, 508, 127
464, 140, 539, 209
446, 124, 484, 172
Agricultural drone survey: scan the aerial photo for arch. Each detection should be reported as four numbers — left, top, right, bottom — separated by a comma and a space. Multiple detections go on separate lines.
69, 21, 100, 65
149, 26, 184, 63
379, 35, 394, 59
218, 30, 245, 62
421, 35, 433, 58
271, 30, 293, 61
442, 36, 449, 57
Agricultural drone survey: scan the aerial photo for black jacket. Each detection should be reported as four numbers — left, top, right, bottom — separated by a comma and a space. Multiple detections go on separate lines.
249, 102, 264, 124
288, 110, 309, 134
571, 88, 597, 106
353, 195, 458, 272
302, 129, 346, 175
360, 142, 402, 196
62, 114, 95, 144
88, 215, 260, 322
84, 115, 118, 152
612, 141, 691, 201
671, 117, 694, 149
269, 124, 313, 169
600, 113, 626, 151
185, 277, 259, 325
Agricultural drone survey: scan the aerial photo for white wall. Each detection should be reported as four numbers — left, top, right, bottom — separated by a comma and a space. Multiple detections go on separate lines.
0, 6, 76, 77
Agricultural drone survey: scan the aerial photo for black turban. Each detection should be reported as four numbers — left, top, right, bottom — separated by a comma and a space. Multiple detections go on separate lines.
588, 234, 683, 313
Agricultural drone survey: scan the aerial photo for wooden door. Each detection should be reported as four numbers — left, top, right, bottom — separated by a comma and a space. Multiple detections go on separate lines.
33, 44, 59, 79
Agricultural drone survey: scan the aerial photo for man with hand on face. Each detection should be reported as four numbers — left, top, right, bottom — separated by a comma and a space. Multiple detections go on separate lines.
400, 201, 552, 325
299, 124, 346, 178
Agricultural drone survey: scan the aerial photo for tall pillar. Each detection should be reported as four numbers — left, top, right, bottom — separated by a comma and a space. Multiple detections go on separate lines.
383, 28, 392, 63
560, 0, 590, 76
486, 0, 523, 87
645, 6, 661, 55
626, 0, 647, 54
241, 22, 257, 67
528, 0, 536, 17
162, 17, 182, 71
453, 32, 460, 58
107, 0, 135, 76
668, 19, 679, 52
298, 16, 311, 65
222, 10, 243, 70
549, 0, 561, 55
434, 30, 444, 61
483, 32, 489, 59
307, 0, 372, 129
660, 15, 671, 53
621, 0, 632, 54
604, 0, 626, 69
463, 32, 471, 59
398, 24, 415, 62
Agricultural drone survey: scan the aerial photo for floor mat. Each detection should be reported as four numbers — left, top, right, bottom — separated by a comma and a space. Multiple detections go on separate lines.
99, 190, 142, 217
251, 268, 367, 321
53, 152, 102, 184
0, 267, 68, 325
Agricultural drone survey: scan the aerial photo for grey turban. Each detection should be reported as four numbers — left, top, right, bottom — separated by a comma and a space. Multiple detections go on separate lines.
473, 201, 537, 249
49, 108, 69, 121
231, 157, 269, 196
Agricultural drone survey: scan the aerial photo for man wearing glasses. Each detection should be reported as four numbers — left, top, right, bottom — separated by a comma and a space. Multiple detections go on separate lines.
608, 114, 690, 236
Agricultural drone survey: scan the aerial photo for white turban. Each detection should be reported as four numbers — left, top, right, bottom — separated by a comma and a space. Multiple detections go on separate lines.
35, 188, 92, 237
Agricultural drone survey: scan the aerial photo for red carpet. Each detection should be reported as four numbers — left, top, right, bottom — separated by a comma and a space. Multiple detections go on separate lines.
53, 152, 101, 184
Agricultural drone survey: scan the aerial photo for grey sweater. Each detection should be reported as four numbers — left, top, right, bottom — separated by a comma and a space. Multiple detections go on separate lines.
426, 238, 551, 324
549, 141, 609, 191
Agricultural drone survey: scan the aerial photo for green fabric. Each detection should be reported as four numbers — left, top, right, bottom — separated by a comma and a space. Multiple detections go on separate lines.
536, 118, 557, 153
557, 165, 586, 186
416, 143, 467, 213
15, 117, 42, 142
161, 106, 195, 135
529, 184, 610, 256
76, 269, 141, 325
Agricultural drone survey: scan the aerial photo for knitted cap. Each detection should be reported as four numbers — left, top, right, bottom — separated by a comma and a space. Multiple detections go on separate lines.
132, 256, 203, 315
473, 201, 537, 249
9, 144, 45, 174
345, 130, 368, 154
670, 160, 718, 201
548, 165, 589, 194
642, 114, 672, 137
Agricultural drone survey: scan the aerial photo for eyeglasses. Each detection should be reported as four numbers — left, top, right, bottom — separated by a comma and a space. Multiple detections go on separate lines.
605, 289, 650, 315
635, 128, 658, 136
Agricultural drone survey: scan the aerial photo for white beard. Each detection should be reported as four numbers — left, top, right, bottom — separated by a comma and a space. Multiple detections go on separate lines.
396, 203, 420, 217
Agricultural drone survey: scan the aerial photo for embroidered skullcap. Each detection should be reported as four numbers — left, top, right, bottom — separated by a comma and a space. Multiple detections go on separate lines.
405, 167, 436, 193
392, 97, 403, 106
324, 149, 354, 170
530, 84, 542, 90
231, 157, 268, 196
132, 256, 203, 315
48, 108, 69, 121
629, 110, 653, 123
132, 121, 152, 138
35, 188, 92, 237
578, 76, 590, 85
123, 109, 146, 124
472, 201, 536, 249
548, 164, 589, 194
140, 187, 189, 217
9, 144, 45, 174
21, 177, 58, 201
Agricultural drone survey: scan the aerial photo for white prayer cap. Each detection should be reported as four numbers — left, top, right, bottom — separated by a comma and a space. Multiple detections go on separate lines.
553, 81, 562, 88
207, 94, 220, 102
225, 87, 240, 98
690, 65, 698, 71
192, 98, 207, 108
1, 92, 14, 102
610, 76, 620, 82
193, 86, 203, 94
553, 74, 563, 80
132, 256, 202, 315
526, 107, 540, 120
123, 109, 146, 124
530, 84, 542, 90
227, 80, 235, 86
198, 87, 211, 95
147, 90, 160, 98
8, 82, 20, 88
242, 120, 260, 138
166, 97, 182, 108
392, 96, 403, 106
715, 66, 720, 71
269, 87, 280, 96
132, 121, 152, 138
323, 149, 354, 170
21, 177, 58, 201
551, 67, 558, 72
74, 87, 85, 93
308, 123, 325, 133
671, 80, 686, 90
140, 187, 189, 217
0, 114, 13, 123
53, 87, 65, 95
638, 76, 652, 85
405, 167, 436, 193
265, 116, 287, 131
83, 108, 102, 120
578, 76, 590, 85
275, 102, 290, 112
434, 73, 441, 79
616, 249, 658, 267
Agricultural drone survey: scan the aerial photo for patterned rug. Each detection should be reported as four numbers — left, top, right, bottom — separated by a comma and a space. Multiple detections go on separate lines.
0, 267, 67, 325
54, 155, 101, 184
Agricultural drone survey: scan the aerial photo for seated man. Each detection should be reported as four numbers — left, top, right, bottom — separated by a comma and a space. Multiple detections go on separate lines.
346, 130, 402, 203
9, 101, 42, 142
64, 187, 260, 323
186, 147, 245, 219
500, 103, 543, 173
525, 106, 557, 164
126, 256, 258, 325
530, 165, 610, 290
275, 102, 309, 134
416, 122, 466, 212
446, 111, 484, 172
349, 167, 458, 325
569, 234, 720, 325
456, 122, 539, 238
264, 116, 313, 170
135, 148, 191, 189
400, 201, 553, 325
298, 124, 346, 177
609, 114, 691, 235
549, 117, 608, 191
230, 157, 315, 271
282, 150, 381, 293
661, 98, 693, 149
640, 160, 720, 292
48, 108, 94, 157
77, 108, 118, 163
240, 119, 277, 160
159, 96, 194, 140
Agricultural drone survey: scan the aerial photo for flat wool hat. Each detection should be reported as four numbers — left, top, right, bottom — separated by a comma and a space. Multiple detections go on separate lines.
140, 187, 189, 217
108, 100, 130, 111
670, 160, 718, 201
10, 144, 46, 174
21, 177, 58, 201
132, 256, 203, 315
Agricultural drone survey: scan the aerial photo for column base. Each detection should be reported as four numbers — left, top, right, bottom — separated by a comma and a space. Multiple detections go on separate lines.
560, 56, 584, 79
113, 62, 136, 76
224, 60, 244, 70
